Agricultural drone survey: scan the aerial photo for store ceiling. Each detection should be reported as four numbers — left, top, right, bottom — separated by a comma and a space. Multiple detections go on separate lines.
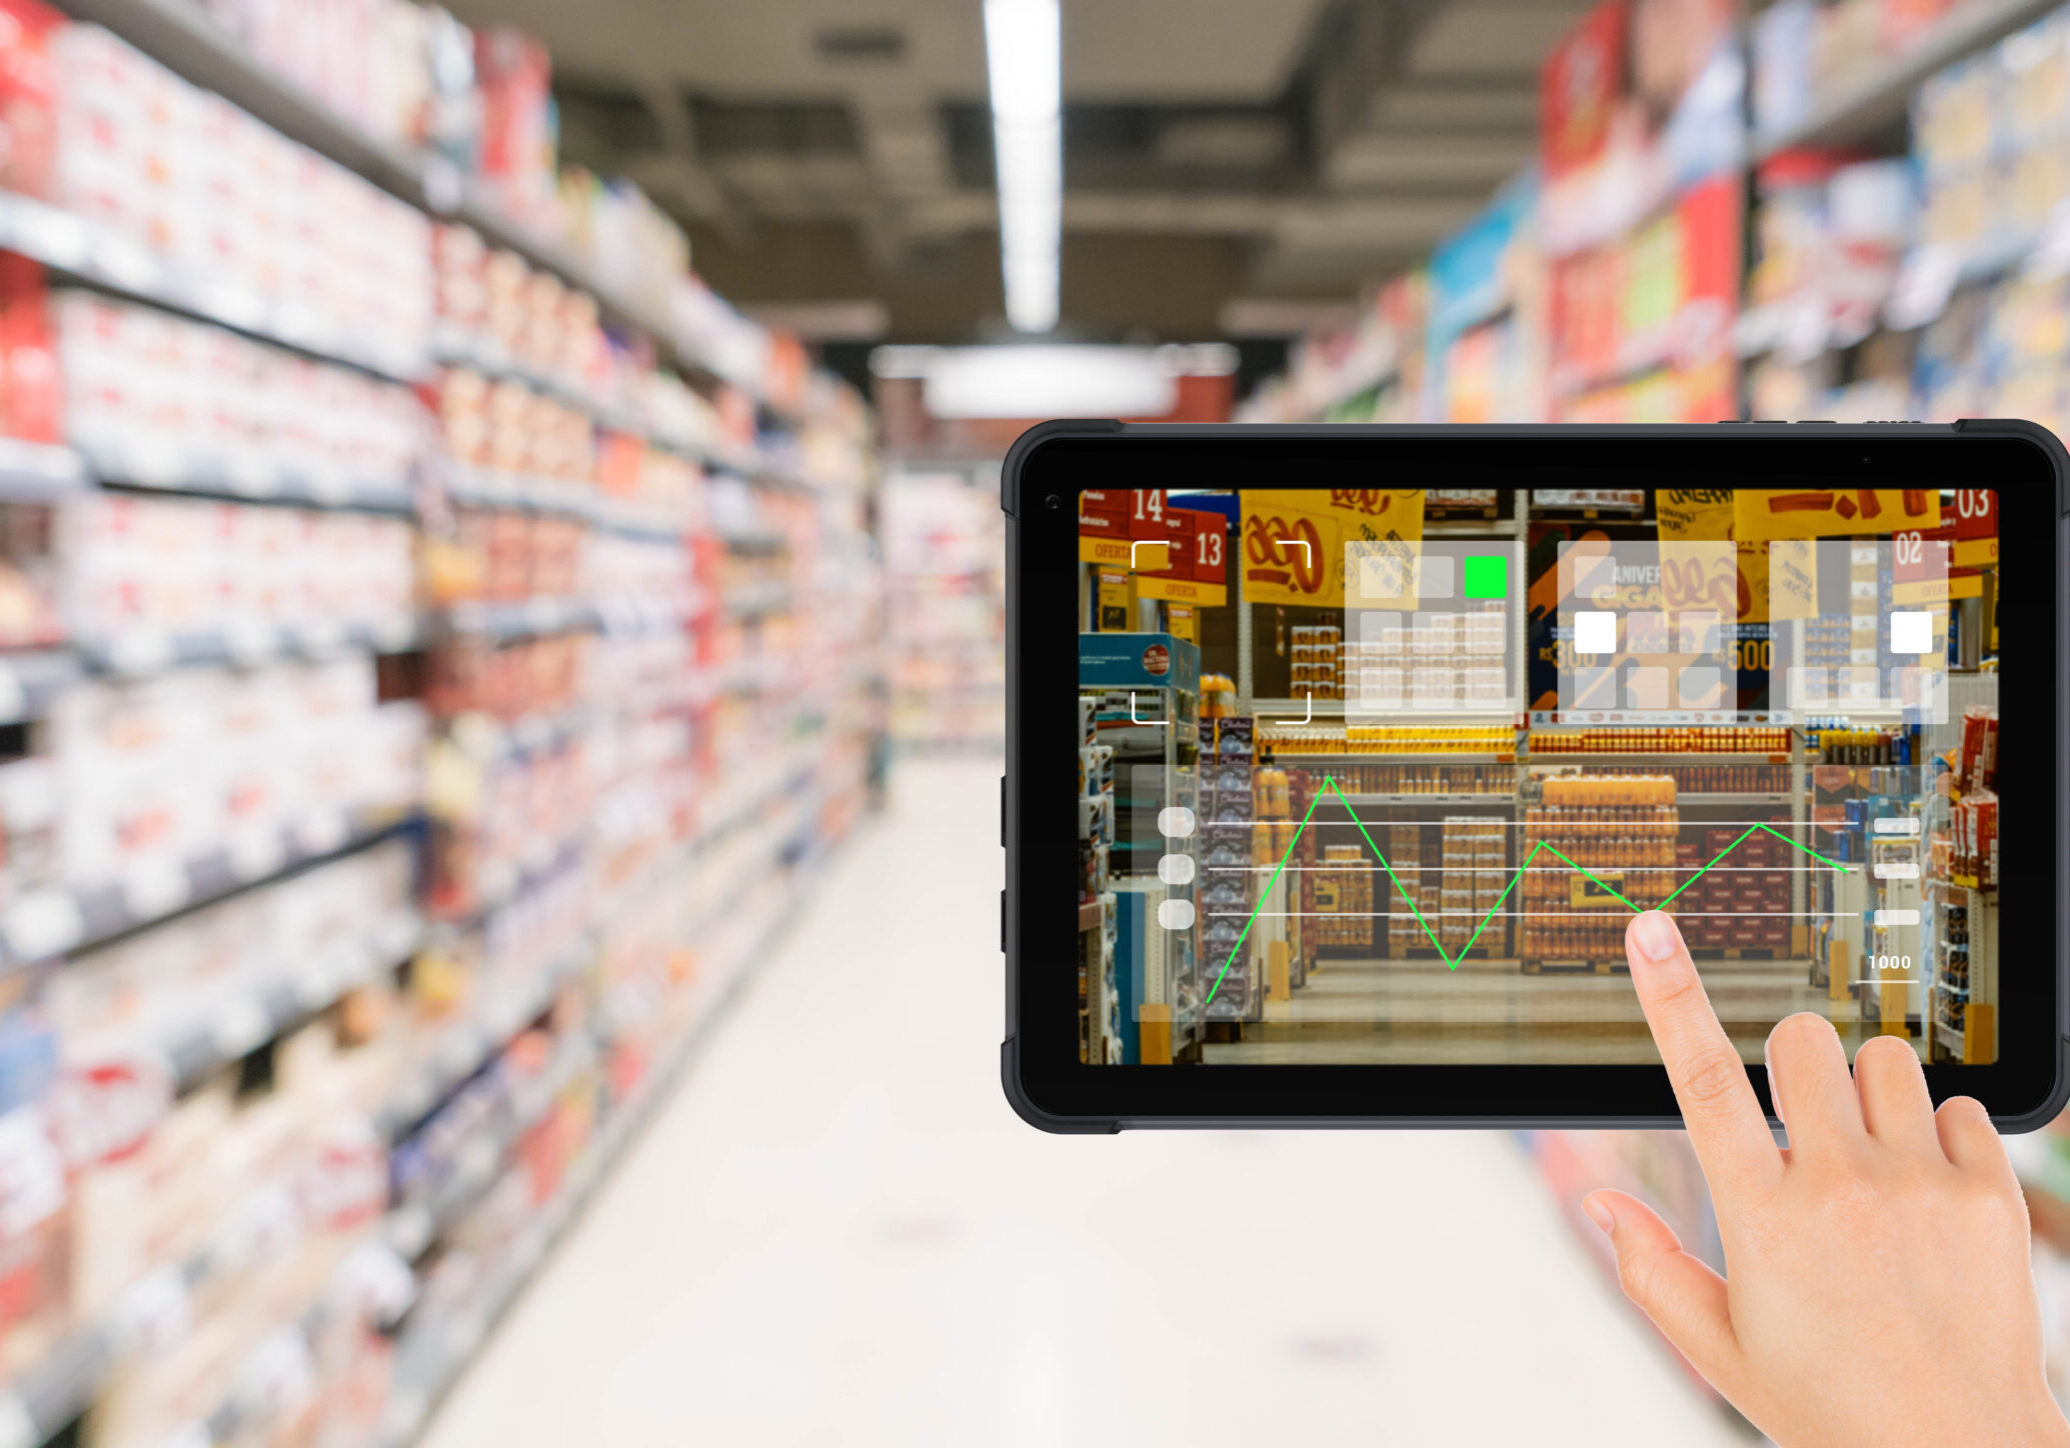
447, 0, 1591, 341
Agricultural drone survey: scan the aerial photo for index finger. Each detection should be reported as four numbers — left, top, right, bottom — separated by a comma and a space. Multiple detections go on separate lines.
1626, 911, 1781, 1196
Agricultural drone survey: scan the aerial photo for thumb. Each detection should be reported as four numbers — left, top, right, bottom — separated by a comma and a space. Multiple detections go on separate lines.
1583, 1189, 1741, 1390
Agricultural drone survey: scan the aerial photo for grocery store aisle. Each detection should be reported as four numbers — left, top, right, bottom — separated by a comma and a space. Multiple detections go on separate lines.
420, 760, 1748, 1448
1207, 954, 1836, 1064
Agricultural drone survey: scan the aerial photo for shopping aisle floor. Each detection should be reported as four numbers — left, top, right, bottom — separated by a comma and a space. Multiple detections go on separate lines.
420, 760, 1750, 1448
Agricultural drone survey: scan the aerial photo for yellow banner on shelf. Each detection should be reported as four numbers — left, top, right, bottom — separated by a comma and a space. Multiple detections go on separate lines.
1656, 488, 1770, 624
1079, 535, 1133, 567
1953, 536, 1997, 568
1166, 603, 1198, 642
1133, 575, 1228, 607
1892, 573, 1984, 606
1734, 489, 1941, 541
1239, 490, 1425, 609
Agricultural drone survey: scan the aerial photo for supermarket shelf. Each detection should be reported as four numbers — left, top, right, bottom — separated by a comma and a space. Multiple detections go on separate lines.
1078, 899, 1103, 932
79, 438, 415, 514
41, 0, 768, 404
1270, 752, 1516, 764
0, 810, 417, 966
440, 597, 600, 643
164, 912, 424, 1088
0, 911, 426, 1446
1527, 752, 1788, 765
1327, 793, 1513, 806
0, 437, 89, 502
443, 465, 598, 521
374, 940, 589, 1143
1935, 1021, 1967, 1054
75, 615, 420, 677
0, 649, 83, 724
1752, 0, 2064, 158
0, 188, 425, 382
375, 850, 827, 1448
1677, 792, 1793, 804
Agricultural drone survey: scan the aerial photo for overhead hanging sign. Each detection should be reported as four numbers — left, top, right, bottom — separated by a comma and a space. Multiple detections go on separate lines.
1734, 489, 1940, 541
1239, 490, 1425, 609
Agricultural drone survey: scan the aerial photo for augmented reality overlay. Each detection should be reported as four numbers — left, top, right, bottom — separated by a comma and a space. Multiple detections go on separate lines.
1073, 488, 2000, 1067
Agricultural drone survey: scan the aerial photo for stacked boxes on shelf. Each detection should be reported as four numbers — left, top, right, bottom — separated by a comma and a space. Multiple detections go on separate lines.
1076, 698, 1113, 903
1679, 821, 1793, 952
1289, 623, 1342, 700
1438, 817, 1507, 957
1308, 843, 1372, 952
1520, 776, 1678, 962
1200, 719, 1260, 1020
1531, 726, 1790, 755
1327, 762, 1510, 795
1385, 823, 1434, 956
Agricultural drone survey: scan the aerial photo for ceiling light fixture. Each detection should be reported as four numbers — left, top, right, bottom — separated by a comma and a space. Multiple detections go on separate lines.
983, 0, 1061, 333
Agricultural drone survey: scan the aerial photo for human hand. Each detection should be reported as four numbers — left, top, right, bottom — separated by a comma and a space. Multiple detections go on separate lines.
1585, 909, 2070, 1448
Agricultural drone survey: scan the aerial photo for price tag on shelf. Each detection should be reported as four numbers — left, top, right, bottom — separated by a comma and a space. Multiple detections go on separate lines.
229, 829, 286, 882
294, 808, 349, 856
211, 997, 270, 1060
306, 464, 350, 506
0, 661, 27, 725
12, 200, 86, 269
4, 889, 82, 960
421, 155, 463, 214
1886, 244, 1960, 332
0, 1394, 35, 1448
224, 453, 273, 499
89, 230, 161, 292
108, 629, 174, 677
224, 616, 276, 667
120, 858, 188, 921
294, 964, 335, 1012
298, 618, 344, 656
372, 615, 417, 652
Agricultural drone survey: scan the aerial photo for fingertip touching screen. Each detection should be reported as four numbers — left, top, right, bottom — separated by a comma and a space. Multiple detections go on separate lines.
1072, 486, 2000, 1069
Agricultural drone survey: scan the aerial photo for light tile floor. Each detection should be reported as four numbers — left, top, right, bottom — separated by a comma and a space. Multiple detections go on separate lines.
420, 759, 1751, 1448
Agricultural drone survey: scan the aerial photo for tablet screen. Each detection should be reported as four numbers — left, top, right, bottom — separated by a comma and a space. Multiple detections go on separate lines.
1072, 487, 2000, 1069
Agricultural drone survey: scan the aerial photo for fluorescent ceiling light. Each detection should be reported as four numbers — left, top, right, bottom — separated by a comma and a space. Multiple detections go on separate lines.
922, 346, 1177, 419
984, 0, 1061, 333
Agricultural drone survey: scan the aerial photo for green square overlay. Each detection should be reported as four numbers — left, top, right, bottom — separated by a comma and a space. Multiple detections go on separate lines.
1461, 554, 1507, 599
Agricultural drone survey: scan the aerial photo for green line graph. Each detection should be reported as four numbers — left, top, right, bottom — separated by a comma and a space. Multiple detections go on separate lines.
1201, 775, 1853, 1005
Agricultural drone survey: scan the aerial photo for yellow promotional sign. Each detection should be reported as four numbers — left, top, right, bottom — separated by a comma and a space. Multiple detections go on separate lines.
1656, 487, 1769, 624
1166, 603, 1198, 642
1767, 540, 1819, 621
1239, 490, 1425, 609
1133, 575, 1228, 607
1078, 535, 1133, 567
1569, 871, 1626, 909
1734, 489, 1940, 541
1892, 573, 1984, 606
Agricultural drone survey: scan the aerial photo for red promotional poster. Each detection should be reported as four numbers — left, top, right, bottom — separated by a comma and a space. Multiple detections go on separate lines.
1541, 0, 1629, 178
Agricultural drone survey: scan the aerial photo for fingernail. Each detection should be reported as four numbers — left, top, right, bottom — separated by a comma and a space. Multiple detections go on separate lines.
1630, 910, 1680, 963
1582, 1195, 1616, 1235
